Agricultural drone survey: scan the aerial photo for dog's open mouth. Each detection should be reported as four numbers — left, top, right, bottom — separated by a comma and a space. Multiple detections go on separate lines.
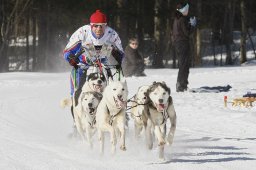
93, 84, 103, 92
155, 103, 165, 112
89, 107, 96, 115
113, 96, 126, 109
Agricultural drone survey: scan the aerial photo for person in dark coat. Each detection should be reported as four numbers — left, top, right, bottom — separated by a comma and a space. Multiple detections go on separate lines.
122, 38, 146, 77
172, 2, 196, 92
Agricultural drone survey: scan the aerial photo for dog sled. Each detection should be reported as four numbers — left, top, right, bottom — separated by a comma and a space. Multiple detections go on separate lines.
224, 94, 256, 108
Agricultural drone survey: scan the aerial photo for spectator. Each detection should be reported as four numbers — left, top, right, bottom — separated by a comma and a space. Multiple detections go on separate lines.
122, 38, 146, 77
172, 2, 196, 92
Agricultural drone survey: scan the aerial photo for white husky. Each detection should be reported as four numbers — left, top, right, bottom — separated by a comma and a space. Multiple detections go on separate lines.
96, 79, 128, 154
130, 85, 150, 139
145, 81, 177, 160
74, 91, 102, 147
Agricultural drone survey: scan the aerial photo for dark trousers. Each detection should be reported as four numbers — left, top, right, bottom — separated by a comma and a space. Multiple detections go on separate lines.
174, 40, 190, 90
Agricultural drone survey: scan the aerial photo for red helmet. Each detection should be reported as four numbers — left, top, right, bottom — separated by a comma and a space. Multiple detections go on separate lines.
90, 10, 107, 24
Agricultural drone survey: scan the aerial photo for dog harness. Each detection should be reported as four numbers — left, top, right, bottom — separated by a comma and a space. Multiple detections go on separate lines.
105, 105, 123, 126
148, 103, 169, 126
88, 116, 96, 128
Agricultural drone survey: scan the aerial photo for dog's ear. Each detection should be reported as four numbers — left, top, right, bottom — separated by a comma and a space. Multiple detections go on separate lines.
121, 78, 128, 88
153, 81, 157, 85
137, 85, 143, 93
168, 96, 173, 105
167, 86, 171, 95
162, 81, 166, 85
87, 73, 93, 81
145, 86, 151, 97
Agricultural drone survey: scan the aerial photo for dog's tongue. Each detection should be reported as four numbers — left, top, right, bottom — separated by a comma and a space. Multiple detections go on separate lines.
159, 104, 165, 108
94, 85, 101, 89
115, 97, 126, 109
117, 100, 125, 108
94, 85, 102, 92
157, 104, 165, 111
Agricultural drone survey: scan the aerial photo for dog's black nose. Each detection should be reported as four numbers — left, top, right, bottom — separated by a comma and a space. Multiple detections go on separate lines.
97, 80, 102, 84
159, 99, 163, 103
88, 103, 93, 107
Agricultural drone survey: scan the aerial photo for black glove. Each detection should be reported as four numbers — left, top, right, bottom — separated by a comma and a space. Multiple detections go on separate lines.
68, 54, 79, 69
111, 48, 123, 65
115, 64, 121, 70
69, 58, 78, 69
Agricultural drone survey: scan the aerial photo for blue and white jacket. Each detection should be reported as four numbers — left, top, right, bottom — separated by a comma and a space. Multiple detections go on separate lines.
63, 25, 124, 66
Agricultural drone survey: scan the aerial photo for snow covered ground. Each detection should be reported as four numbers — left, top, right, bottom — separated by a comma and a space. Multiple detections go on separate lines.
0, 64, 256, 170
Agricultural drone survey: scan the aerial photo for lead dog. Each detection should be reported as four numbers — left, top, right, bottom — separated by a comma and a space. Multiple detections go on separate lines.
130, 85, 150, 139
145, 81, 176, 160
96, 79, 128, 154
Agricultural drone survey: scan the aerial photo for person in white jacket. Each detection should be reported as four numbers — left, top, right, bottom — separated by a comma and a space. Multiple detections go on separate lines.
63, 9, 124, 119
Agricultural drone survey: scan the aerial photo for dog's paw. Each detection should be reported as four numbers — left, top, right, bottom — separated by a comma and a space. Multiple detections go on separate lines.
111, 138, 117, 145
158, 139, 166, 146
120, 145, 126, 151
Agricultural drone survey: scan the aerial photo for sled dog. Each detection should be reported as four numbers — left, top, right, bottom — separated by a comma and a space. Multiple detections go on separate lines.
81, 72, 107, 94
145, 81, 176, 160
60, 72, 106, 139
96, 79, 128, 154
73, 91, 102, 147
73, 72, 107, 106
130, 85, 150, 138
60, 72, 107, 119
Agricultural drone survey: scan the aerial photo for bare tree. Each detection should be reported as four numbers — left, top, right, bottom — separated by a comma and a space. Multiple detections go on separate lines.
194, 0, 202, 66
223, 0, 236, 65
0, 0, 32, 72
240, 0, 247, 63
152, 0, 164, 68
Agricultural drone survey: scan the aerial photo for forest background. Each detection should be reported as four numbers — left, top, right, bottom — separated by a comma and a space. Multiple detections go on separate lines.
0, 0, 255, 72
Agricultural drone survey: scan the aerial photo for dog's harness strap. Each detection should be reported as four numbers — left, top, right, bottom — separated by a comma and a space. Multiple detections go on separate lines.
88, 116, 96, 128
109, 115, 114, 126
126, 94, 151, 111
126, 102, 150, 111
127, 94, 136, 102
161, 110, 169, 125
95, 59, 103, 73
106, 105, 122, 126
110, 65, 123, 81
108, 110, 122, 126
83, 69, 88, 82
